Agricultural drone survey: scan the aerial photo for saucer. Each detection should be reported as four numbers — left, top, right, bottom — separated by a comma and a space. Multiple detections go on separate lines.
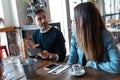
69, 68, 85, 76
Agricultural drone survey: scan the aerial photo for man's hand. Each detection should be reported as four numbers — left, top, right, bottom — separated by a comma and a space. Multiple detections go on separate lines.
25, 39, 39, 48
37, 50, 50, 59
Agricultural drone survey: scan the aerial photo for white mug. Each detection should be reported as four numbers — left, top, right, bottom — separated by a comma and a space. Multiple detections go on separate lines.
72, 64, 82, 74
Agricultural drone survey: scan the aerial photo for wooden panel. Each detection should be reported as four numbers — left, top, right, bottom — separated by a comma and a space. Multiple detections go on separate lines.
107, 19, 120, 23
0, 26, 15, 32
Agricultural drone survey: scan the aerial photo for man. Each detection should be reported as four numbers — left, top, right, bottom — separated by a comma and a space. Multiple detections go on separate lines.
25, 9, 66, 62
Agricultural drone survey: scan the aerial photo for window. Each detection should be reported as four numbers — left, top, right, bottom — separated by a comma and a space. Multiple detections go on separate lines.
0, 0, 4, 18
104, 0, 120, 23
0, 0, 7, 46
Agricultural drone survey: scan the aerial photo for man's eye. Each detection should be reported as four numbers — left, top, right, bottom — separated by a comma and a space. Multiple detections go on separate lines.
38, 17, 41, 21
43, 15, 46, 19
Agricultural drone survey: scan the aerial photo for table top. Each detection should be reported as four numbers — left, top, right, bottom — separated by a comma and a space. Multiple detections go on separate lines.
1, 57, 120, 80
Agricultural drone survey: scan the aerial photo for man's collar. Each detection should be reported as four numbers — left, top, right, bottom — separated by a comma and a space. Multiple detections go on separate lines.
40, 26, 52, 33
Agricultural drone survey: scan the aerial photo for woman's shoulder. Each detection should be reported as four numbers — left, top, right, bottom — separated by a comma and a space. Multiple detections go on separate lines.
101, 29, 113, 39
101, 29, 114, 44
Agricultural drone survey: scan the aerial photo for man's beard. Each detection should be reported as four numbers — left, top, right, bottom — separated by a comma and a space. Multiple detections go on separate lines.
41, 22, 48, 27
40, 22, 48, 30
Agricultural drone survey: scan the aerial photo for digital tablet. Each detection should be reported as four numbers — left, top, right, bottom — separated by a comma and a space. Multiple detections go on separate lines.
26, 48, 41, 56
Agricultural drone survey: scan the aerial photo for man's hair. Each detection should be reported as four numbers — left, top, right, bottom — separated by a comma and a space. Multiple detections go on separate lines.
34, 9, 45, 17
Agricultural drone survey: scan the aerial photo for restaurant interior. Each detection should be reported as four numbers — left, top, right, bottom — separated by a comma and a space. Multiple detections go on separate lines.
0, 0, 120, 80
0, 0, 120, 57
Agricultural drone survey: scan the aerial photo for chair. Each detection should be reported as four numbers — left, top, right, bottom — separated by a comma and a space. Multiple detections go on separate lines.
0, 27, 15, 57
49, 22, 61, 30
0, 45, 9, 58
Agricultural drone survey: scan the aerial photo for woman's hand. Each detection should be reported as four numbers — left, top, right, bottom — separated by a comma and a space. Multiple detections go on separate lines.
25, 39, 39, 48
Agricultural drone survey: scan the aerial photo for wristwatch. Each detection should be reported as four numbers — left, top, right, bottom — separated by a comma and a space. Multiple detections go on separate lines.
49, 54, 52, 60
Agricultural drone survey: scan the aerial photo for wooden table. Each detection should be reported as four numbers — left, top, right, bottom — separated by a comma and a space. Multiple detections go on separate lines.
57, 67, 120, 80
1, 57, 120, 80
35, 64, 120, 80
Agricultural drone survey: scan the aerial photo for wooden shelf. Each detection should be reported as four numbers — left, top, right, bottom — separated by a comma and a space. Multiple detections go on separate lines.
0, 26, 15, 32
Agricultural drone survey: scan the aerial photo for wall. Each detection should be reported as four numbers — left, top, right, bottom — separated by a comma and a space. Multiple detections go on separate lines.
41, 0, 51, 22
1, 0, 19, 26
96, 0, 105, 16
1, 0, 24, 56
16, 0, 50, 25
2, 0, 32, 26
16, 0, 31, 25
49, 0, 70, 55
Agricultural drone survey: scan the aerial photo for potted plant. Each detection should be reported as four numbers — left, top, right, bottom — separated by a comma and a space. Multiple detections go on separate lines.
22, 0, 42, 22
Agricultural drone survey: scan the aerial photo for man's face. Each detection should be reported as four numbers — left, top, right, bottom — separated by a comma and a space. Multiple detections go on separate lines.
34, 12, 49, 31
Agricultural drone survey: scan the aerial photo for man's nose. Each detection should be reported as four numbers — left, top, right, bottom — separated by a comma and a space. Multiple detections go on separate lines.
41, 19, 45, 23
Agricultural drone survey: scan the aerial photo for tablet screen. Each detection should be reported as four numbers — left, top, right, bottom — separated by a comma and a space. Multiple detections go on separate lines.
26, 48, 41, 56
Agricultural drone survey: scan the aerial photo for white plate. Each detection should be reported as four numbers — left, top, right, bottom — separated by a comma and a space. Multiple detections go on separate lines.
69, 68, 85, 76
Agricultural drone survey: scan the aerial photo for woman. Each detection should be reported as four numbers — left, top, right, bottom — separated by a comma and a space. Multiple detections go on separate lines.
68, 2, 120, 73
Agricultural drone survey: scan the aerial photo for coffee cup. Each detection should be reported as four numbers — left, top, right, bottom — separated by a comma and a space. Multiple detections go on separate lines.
72, 64, 82, 74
